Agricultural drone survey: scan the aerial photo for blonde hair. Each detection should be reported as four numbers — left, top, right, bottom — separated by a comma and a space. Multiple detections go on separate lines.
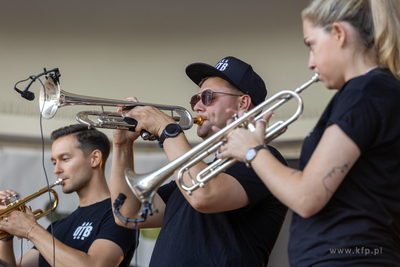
302, 0, 400, 80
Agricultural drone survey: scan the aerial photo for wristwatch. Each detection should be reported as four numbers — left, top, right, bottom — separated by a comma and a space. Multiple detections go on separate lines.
245, 144, 268, 168
158, 123, 183, 148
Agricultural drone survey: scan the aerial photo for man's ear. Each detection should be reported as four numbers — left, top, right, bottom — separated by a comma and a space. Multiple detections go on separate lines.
331, 21, 347, 47
90, 150, 103, 168
238, 94, 252, 110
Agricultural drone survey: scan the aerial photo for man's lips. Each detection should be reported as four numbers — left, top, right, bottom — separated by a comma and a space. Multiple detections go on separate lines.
58, 178, 67, 185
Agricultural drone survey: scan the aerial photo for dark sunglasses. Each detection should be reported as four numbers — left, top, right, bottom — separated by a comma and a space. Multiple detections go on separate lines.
190, 89, 243, 111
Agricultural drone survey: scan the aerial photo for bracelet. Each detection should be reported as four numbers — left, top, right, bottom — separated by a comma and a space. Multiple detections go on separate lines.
26, 222, 38, 240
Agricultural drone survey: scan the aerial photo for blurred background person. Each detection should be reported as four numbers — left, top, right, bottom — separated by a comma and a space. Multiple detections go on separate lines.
0, 124, 137, 267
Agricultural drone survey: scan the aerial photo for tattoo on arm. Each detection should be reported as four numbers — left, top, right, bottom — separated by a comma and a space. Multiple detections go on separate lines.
322, 163, 350, 201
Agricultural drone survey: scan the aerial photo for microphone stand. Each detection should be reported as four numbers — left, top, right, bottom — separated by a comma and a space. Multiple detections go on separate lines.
14, 68, 60, 101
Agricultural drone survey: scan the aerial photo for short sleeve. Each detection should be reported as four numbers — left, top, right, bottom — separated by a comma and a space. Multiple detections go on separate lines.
225, 145, 287, 208
95, 208, 137, 255
157, 180, 177, 204
328, 87, 380, 152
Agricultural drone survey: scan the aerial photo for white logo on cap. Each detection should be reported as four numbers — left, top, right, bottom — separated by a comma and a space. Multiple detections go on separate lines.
215, 59, 229, 71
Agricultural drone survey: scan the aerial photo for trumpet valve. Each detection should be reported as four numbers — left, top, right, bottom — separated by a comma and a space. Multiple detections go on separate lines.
247, 122, 256, 132
2, 194, 18, 206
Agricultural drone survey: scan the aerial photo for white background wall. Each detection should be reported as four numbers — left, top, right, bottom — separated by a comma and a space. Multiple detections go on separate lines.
0, 1, 337, 266
0, 0, 335, 144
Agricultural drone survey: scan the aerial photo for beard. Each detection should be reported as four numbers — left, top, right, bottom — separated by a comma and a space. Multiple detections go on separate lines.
196, 120, 215, 140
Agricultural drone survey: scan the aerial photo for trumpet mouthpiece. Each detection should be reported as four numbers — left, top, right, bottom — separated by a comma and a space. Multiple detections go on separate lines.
193, 116, 204, 126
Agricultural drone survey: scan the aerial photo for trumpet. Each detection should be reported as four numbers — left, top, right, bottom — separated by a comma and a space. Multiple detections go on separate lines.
39, 73, 202, 140
0, 179, 63, 240
125, 74, 319, 212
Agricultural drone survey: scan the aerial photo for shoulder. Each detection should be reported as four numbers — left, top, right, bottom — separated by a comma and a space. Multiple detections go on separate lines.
267, 145, 287, 166
157, 180, 178, 204
344, 69, 400, 96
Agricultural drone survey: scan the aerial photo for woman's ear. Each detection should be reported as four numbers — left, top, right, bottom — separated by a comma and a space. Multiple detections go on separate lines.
331, 21, 347, 47
90, 150, 103, 168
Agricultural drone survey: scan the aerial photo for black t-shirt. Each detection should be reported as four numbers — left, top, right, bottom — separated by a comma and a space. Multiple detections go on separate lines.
289, 69, 400, 266
150, 146, 288, 267
36, 198, 137, 267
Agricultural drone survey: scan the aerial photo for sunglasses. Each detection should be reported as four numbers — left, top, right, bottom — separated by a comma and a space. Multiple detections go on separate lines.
190, 89, 243, 111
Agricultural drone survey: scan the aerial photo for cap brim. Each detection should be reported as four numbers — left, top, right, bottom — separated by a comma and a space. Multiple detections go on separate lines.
185, 63, 236, 87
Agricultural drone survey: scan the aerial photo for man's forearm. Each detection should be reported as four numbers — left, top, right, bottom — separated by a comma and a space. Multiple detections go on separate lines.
0, 238, 17, 267
28, 225, 91, 267
110, 143, 142, 224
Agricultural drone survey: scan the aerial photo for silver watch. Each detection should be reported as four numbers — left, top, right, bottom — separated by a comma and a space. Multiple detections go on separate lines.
245, 145, 268, 168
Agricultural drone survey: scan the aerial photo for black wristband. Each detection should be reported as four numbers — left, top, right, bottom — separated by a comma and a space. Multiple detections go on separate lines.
158, 123, 183, 148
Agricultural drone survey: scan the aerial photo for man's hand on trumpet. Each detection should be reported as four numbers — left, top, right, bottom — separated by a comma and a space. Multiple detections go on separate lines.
0, 189, 38, 240
116, 96, 176, 140
0, 190, 16, 207
123, 101, 176, 139
114, 97, 142, 147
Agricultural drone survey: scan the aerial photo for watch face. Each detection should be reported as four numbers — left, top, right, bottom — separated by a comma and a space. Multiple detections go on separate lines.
246, 148, 256, 162
165, 124, 181, 137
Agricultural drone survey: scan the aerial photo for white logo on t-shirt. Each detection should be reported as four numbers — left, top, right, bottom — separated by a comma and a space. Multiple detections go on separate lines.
73, 222, 93, 240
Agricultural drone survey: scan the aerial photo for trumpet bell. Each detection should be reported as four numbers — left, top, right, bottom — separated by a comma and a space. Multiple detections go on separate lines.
39, 78, 60, 119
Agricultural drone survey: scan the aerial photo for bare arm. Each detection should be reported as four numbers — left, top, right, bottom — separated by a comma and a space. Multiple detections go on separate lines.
128, 106, 249, 214
218, 118, 361, 218
110, 124, 165, 229
29, 227, 125, 267
0, 239, 18, 267
0, 237, 41, 267
0, 209, 126, 267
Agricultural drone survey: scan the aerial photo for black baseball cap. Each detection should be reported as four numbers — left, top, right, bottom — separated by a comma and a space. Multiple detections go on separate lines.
185, 56, 267, 106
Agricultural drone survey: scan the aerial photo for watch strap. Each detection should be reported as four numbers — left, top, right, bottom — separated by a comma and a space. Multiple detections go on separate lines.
158, 124, 183, 148
245, 144, 268, 168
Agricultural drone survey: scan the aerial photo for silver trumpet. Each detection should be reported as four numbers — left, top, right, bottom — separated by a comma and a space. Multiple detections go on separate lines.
39, 76, 202, 138
125, 74, 319, 211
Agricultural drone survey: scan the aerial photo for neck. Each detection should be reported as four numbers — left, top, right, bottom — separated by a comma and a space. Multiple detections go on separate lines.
365, 65, 380, 74
342, 45, 379, 81
344, 61, 379, 82
77, 172, 111, 207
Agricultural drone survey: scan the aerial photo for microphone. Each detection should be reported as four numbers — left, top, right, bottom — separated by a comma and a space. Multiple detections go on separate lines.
21, 90, 35, 101
13, 68, 60, 102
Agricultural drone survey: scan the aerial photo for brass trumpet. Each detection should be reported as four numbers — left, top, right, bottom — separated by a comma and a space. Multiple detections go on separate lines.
125, 74, 319, 212
0, 179, 63, 240
39, 74, 203, 138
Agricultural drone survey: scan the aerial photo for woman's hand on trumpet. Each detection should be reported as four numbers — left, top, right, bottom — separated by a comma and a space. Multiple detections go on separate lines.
214, 110, 273, 162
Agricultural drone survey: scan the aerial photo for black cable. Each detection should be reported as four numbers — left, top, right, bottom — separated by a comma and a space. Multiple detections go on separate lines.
19, 239, 23, 267
37, 77, 57, 267
13, 68, 60, 102
113, 194, 159, 267
135, 228, 140, 267
11, 69, 59, 266
113, 193, 154, 228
